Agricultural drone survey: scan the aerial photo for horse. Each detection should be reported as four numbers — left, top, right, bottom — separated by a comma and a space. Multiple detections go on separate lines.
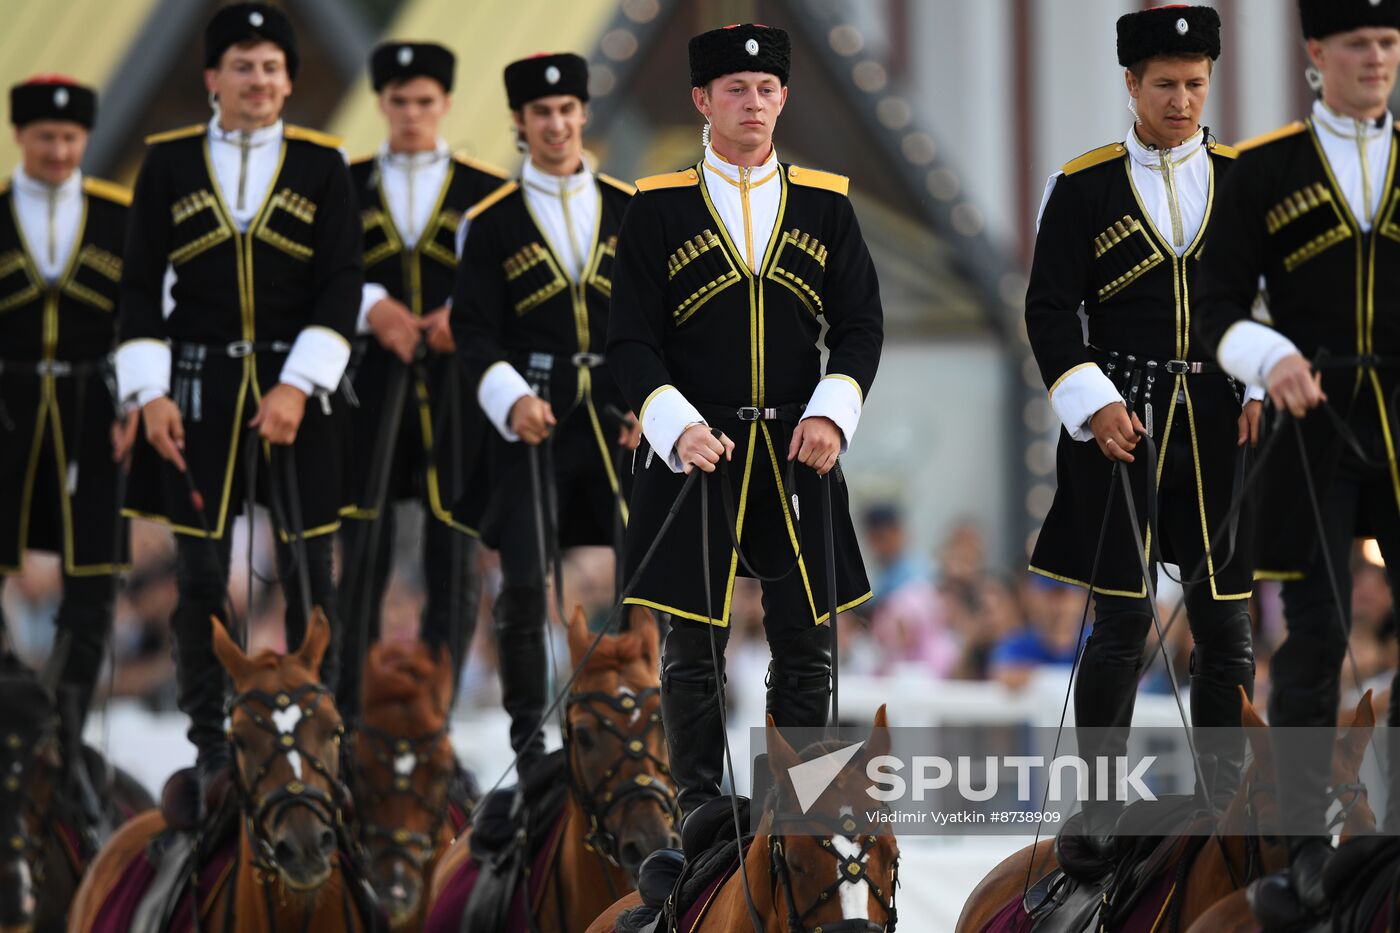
348, 640, 464, 930
954, 689, 1376, 933
425, 606, 679, 933
586, 705, 901, 933
1182, 694, 1382, 933
0, 650, 153, 933
67, 610, 377, 933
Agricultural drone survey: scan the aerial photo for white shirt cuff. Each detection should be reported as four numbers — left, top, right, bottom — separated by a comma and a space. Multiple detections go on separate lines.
116, 339, 171, 406
802, 374, 863, 451
136, 386, 166, 408
478, 361, 534, 441
279, 325, 351, 394
1048, 363, 1122, 442
1245, 383, 1266, 403
358, 283, 389, 336
640, 385, 705, 473
1217, 320, 1300, 386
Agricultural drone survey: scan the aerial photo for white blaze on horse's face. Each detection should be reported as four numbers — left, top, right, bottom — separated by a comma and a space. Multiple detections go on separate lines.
271, 704, 304, 780
394, 752, 416, 776
831, 807, 869, 922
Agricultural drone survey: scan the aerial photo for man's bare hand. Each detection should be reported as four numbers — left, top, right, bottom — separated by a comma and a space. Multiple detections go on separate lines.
788, 416, 843, 475
616, 410, 642, 450
367, 297, 421, 364
420, 305, 455, 355
248, 384, 308, 446
676, 424, 733, 474
509, 395, 556, 445
142, 396, 187, 472
112, 410, 140, 463
1267, 353, 1326, 418
1089, 402, 1145, 463
1238, 399, 1264, 447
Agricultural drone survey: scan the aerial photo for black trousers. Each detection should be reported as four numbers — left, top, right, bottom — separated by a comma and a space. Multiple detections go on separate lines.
1272, 415, 1400, 835
172, 530, 338, 762
336, 508, 481, 719
0, 571, 115, 726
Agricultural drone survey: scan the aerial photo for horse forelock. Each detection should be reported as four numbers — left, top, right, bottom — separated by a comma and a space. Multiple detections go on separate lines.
363, 643, 448, 716
579, 628, 651, 676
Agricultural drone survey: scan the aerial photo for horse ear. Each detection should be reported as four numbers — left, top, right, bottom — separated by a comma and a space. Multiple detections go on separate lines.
863, 704, 891, 764
567, 605, 591, 667
210, 615, 253, 684
432, 643, 455, 714
1338, 689, 1376, 767
766, 714, 802, 794
294, 607, 331, 676
1240, 686, 1266, 730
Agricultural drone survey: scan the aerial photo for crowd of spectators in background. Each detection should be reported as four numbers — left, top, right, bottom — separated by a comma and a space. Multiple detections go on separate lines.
2, 500, 1394, 725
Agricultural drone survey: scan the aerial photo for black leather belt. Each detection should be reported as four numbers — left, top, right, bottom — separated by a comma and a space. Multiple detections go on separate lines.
1092, 347, 1220, 376
696, 402, 806, 425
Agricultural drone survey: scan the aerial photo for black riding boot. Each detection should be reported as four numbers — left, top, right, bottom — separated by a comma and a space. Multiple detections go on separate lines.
1188, 609, 1255, 816
334, 512, 395, 721
661, 621, 729, 823
494, 585, 549, 782
424, 527, 483, 701
765, 623, 831, 737
1072, 603, 1151, 856
54, 574, 115, 728
172, 537, 233, 813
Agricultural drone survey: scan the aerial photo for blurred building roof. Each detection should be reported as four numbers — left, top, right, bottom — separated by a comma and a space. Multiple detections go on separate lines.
0, 0, 162, 173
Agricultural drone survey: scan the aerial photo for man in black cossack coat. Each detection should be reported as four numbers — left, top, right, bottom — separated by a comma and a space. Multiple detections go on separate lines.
115, 3, 360, 803
1025, 5, 1259, 862
607, 24, 883, 822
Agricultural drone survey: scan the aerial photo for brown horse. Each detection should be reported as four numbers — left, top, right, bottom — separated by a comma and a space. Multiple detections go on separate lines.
587, 706, 901, 933
67, 611, 374, 933
954, 689, 1376, 933
1182, 692, 1380, 933
426, 606, 679, 932
0, 650, 153, 933
348, 640, 460, 930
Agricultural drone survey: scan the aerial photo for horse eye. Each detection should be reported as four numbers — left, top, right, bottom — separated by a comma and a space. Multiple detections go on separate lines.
575, 727, 595, 750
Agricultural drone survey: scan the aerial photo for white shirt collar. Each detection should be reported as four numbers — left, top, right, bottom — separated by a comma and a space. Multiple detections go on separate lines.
1124, 125, 1205, 169
379, 138, 450, 170
207, 116, 284, 148
521, 156, 592, 197
1312, 99, 1392, 141
703, 143, 779, 183
12, 165, 83, 201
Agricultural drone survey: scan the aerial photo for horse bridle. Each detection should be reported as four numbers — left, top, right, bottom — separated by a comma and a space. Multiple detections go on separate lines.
0, 679, 60, 883
767, 808, 899, 933
225, 682, 350, 874
349, 720, 453, 872
563, 686, 679, 867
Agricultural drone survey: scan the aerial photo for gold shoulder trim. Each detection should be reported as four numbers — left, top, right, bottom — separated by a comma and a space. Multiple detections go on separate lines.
1236, 122, 1307, 152
635, 169, 699, 192
597, 172, 637, 196
465, 181, 520, 221
1062, 143, 1125, 175
284, 125, 344, 149
145, 124, 205, 145
786, 165, 849, 196
453, 152, 509, 179
83, 177, 133, 206
1209, 142, 1239, 159
349, 153, 374, 167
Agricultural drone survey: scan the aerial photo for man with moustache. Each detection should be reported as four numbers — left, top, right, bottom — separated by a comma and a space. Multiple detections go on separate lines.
607, 24, 883, 824
451, 53, 638, 781
336, 41, 505, 720
0, 75, 135, 824
1025, 5, 1258, 868
116, 2, 360, 808
1197, 0, 1400, 914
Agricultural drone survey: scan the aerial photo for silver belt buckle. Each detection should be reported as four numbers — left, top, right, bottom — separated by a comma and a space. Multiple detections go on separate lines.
570, 352, 605, 368
1165, 359, 1192, 375
737, 407, 761, 422
226, 340, 255, 358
